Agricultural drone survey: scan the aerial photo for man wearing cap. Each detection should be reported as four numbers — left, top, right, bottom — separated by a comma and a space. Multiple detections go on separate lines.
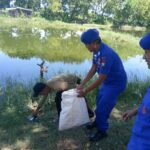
32, 73, 94, 119
77, 29, 127, 141
123, 32, 150, 150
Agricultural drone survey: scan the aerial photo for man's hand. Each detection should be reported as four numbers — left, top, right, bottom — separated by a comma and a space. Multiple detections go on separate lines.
122, 111, 133, 121
122, 108, 138, 121
28, 106, 41, 117
76, 84, 83, 90
77, 89, 86, 97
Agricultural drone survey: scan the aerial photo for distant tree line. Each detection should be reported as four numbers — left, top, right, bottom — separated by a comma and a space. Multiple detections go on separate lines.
0, 0, 150, 28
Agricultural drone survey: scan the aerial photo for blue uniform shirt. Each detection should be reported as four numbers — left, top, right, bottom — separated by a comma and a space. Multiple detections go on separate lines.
92, 42, 127, 86
132, 87, 150, 140
127, 87, 150, 150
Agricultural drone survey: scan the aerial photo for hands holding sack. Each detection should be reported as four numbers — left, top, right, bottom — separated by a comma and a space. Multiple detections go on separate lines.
59, 89, 90, 131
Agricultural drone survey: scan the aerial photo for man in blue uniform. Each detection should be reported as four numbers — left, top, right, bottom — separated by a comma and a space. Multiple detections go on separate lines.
123, 32, 150, 150
77, 29, 127, 141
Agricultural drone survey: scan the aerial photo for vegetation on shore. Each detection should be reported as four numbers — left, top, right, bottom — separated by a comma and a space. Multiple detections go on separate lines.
0, 78, 150, 150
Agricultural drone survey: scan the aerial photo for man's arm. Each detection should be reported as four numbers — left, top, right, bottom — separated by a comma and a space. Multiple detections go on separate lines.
122, 107, 138, 121
77, 64, 97, 90
33, 96, 47, 116
78, 74, 107, 97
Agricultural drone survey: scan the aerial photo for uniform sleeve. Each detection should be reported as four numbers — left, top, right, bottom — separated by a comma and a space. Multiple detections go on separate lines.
98, 53, 114, 75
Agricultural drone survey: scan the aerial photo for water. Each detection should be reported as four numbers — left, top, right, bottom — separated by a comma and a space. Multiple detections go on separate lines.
0, 51, 90, 83
123, 55, 150, 81
0, 51, 149, 84
0, 27, 149, 85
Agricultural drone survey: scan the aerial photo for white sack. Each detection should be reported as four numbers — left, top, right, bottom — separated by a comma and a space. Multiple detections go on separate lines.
59, 89, 90, 131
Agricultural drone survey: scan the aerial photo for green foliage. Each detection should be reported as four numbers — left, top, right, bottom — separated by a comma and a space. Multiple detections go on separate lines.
119, 79, 150, 105
102, 0, 150, 27
0, 78, 149, 149
1, 0, 150, 27
128, 0, 150, 27
0, 79, 32, 128
15, 0, 41, 11
61, 0, 90, 23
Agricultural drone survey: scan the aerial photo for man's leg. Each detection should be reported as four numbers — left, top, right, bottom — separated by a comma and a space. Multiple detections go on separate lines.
89, 86, 120, 141
84, 97, 94, 118
55, 91, 64, 117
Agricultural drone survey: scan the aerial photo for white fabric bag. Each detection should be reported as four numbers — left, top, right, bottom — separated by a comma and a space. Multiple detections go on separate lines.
59, 89, 90, 131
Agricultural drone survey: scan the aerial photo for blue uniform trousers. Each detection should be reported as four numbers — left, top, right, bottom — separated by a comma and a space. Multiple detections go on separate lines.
127, 134, 150, 150
95, 85, 123, 132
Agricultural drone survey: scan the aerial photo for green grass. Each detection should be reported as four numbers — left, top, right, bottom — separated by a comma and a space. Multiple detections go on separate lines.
0, 16, 110, 31
0, 78, 150, 150
0, 16, 146, 32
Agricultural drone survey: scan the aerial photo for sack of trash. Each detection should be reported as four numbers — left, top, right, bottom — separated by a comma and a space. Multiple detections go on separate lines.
59, 89, 90, 131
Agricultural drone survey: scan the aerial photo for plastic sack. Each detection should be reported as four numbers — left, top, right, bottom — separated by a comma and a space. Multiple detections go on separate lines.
59, 89, 90, 131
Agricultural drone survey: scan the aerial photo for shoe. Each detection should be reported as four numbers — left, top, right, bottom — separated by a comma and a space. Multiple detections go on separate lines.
27, 115, 38, 122
86, 120, 96, 130
89, 131, 107, 142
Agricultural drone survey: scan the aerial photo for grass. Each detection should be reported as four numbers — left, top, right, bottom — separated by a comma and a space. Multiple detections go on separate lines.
0, 16, 147, 33
0, 16, 110, 31
0, 78, 150, 150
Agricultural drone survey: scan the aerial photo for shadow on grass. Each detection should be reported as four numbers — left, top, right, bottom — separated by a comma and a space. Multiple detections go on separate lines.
0, 98, 134, 150
0, 80, 144, 150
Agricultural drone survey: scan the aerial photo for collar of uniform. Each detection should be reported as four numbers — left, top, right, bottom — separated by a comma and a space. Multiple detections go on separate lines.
99, 42, 105, 51
93, 42, 104, 56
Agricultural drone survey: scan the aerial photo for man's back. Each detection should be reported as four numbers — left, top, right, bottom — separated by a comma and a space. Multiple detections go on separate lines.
47, 74, 80, 91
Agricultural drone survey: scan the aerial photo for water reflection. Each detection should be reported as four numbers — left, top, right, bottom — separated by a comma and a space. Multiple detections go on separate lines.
10, 27, 82, 41
0, 28, 85, 61
11, 28, 19, 37
0, 51, 149, 85
31, 28, 49, 40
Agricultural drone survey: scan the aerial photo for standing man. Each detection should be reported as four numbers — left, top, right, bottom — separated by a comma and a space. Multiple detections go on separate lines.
77, 29, 127, 141
123, 32, 150, 150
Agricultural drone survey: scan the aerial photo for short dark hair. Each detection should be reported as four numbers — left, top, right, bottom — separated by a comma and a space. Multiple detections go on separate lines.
76, 77, 81, 84
32, 82, 46, 97
94, 37, 101, 44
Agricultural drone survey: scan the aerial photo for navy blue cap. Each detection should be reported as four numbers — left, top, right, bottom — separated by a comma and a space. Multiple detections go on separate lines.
139, 32, 150, 50
80, 29, 100, 44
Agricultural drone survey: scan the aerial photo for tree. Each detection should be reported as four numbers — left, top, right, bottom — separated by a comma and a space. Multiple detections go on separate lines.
40, 0, 62, 20
15, 0, 41, 10
90, 0, 108, 23
129, 0, 150, 27
61, 0, 91, 23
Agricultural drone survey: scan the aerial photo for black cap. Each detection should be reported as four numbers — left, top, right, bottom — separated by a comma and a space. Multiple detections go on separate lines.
32, 82, 46, 97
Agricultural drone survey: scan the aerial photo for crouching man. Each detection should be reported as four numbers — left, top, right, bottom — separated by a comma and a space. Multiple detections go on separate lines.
31, 73, 94, 119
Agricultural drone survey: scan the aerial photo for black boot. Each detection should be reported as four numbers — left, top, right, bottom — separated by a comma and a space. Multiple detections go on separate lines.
89, 130, 107, 142
86, 120, 96, 130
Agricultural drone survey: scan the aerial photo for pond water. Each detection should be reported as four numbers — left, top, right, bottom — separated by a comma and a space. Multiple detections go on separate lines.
0, 28, 149, 85
0, 51, 150, 84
